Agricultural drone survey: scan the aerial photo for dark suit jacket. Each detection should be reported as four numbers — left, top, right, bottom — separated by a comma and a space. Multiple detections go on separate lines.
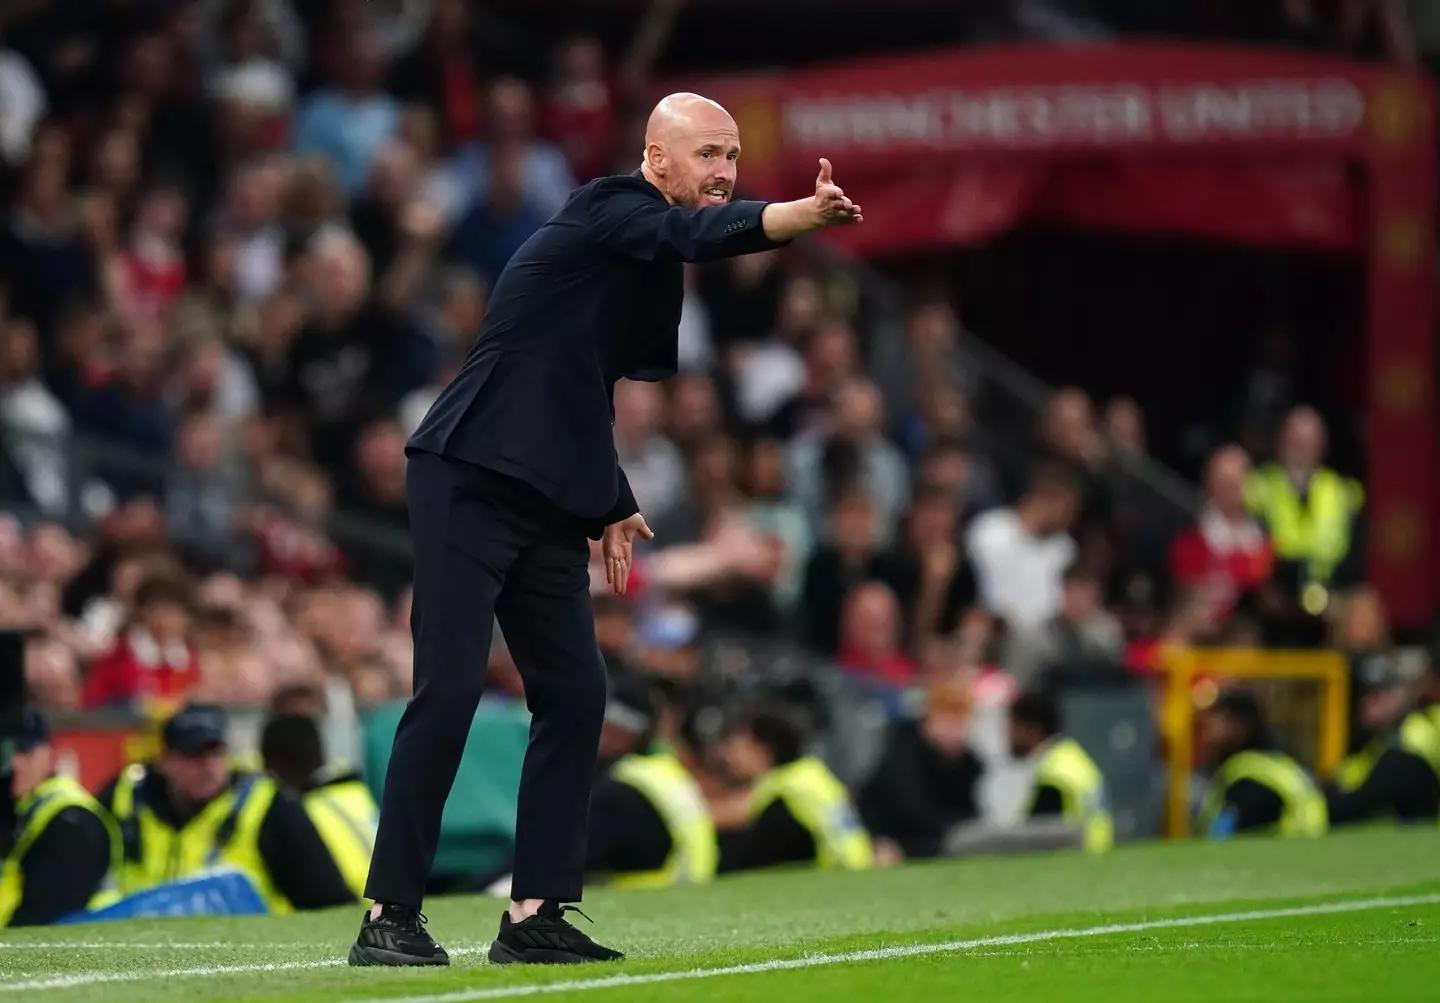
409, 171, 782, 529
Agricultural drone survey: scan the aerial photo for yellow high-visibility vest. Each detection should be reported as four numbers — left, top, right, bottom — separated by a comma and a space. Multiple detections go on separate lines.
0, 775, 120, 926
1335, 711, 1440, 815
1028, 738, 1114, 853
1244, 464, 1362, 588
1198, 750, 1328, 838
748, 756, 873, 870
108, 765, 292, 913
607, 752, 718, 889
302, 776, 378, 901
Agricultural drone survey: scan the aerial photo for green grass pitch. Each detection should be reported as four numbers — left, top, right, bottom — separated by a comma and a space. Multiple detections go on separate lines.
2, 827, 1438, 1003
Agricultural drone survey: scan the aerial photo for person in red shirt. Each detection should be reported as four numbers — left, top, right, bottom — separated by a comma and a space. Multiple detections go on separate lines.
835, 580, 919, 687
1169, 445, 1275, 622
119, 180, 189, 319
81, 574, 201, 708
540, 35, 617, 185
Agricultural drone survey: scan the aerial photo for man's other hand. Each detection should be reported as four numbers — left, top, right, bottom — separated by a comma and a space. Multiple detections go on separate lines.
602, 513, 654, 595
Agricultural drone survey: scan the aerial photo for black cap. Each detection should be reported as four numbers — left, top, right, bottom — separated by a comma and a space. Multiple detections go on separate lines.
14, 710, 50, 752
604, 672, 657, 737
162, 702, 229, 756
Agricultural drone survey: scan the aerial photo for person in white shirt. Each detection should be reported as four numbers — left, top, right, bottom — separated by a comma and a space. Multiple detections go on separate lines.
965, 462, 1080, 635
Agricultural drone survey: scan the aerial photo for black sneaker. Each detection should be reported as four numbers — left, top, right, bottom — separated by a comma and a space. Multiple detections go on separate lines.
487, 902, 625, 965
348, 904, 450, 967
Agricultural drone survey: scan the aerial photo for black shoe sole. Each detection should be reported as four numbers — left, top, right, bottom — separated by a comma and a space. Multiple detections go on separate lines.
487, 939, 623, 965
348, 942, 451, 967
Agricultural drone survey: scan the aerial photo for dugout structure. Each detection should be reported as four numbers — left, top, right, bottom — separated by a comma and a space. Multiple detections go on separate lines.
1158, 646, 1349, 838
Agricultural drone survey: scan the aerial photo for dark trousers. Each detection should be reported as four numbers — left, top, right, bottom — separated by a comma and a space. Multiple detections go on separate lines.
364, 451, 606, 907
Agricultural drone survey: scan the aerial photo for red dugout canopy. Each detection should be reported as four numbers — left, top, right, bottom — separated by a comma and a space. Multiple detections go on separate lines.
687, 44, 1437, 626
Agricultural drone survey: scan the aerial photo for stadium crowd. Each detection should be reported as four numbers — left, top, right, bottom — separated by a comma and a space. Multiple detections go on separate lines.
1, 0, 1438, 924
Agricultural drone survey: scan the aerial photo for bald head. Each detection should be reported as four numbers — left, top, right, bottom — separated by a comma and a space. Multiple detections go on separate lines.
641, 92, 740, 210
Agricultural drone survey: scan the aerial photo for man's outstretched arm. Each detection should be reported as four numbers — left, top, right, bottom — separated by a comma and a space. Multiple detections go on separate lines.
591, 158, 862, 263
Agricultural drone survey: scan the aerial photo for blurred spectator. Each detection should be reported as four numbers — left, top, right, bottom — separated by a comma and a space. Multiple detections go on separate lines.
1195, 688, 1328, 839
612, 379, 686, 520
1103, 395, 1146, 461
445, 140, 549, 287
731, 274, 821, 427
835, 581, 919, 689
667, 372, 723, 453
246, 290, 305, 404
1007, 564, 1124, 685
71, 318, 173, 495
676, 266, 715, 373
966, 462, 1079, 634
165, 409, 248, 572
1234, 327, 1297, 460
1, 160, 97, 337
206, 1, 296, 124
249, 460, 347, 583
928, 435, 1004, 519
540, 35, 617, 185
25, 634, 82, 712
1244, 406, 1364, 618
1170, 445, 1275, 624
741, 437, 813, 613
118, 179, 190, 320
652, 435, 742, 547
82, 574, 200, 709
342, 420, 409, 542
40, 299, 108, 413
767, 318, 861, 439
280, 230, 428, 472
212, 159, 287, 305
451, 77, 576, 219
697, 251, 785, 351
874, 300, 977, 445
801, 490, 884, 654
871, 485, 977, 652
786, 378, 910, 544
0, 43, 45, 167
83, 128, 140, 208
858, 678, 984, 859
387, 0, 484, 149
398, 266, 485, 437
292, 27, 399, 195
348, 142, 419, 279
171, 336, 260, 442
0, 318, 69, 516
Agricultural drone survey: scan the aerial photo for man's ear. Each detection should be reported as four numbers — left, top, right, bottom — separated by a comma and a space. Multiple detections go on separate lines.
644, 142, 664, 175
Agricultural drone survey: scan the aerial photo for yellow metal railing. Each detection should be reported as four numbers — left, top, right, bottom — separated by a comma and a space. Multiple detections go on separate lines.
1158, 647, 1349, 838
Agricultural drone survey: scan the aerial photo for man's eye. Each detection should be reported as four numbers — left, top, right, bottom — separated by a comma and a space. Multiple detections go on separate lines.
701, 151, 713, 159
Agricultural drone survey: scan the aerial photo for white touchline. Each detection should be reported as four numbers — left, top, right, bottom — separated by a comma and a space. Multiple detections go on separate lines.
353, 893, 1440, 1003
1, 893, 1436, 996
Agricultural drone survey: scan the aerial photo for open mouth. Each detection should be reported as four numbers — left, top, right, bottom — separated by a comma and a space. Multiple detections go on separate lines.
702, 187, 731, 205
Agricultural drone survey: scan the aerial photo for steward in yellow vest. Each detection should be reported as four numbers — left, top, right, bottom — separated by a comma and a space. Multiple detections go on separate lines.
261, 713, 378, 901
715, 703, 873, 872
1330, 709, 1440, 825
97, 702, 356, 912
1243, 408, 1363, 614
586, 671, 717, 889
0, 712, 119, 926
1011, 692, 1114, 853
1197, 689, 1327, 838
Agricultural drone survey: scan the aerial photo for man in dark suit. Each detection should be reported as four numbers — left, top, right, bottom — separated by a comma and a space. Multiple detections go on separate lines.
349, 92, 863, 968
